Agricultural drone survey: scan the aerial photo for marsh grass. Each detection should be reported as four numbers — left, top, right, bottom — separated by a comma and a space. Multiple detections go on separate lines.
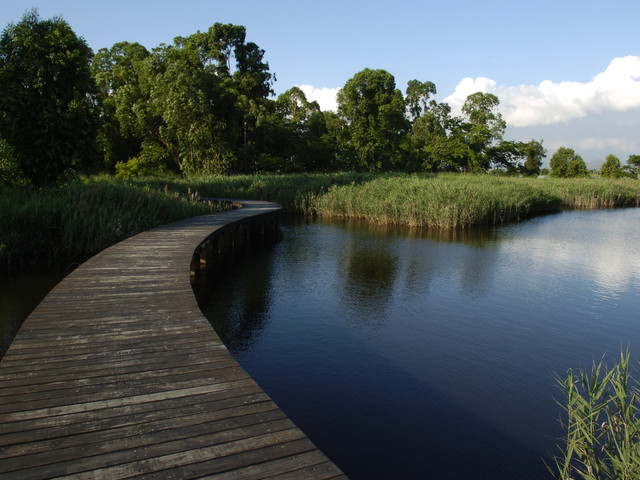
3, 173, 639, 271
551, 350, 640, 480
133, 173, 640, 229
0, 177, 226, 272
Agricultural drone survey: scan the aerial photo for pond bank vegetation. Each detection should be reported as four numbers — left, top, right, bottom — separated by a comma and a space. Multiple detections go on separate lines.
3, 173, 639, 273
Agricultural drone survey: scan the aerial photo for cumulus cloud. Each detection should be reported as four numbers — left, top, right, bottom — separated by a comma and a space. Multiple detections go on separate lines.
296, 84, 340, 112
443, 56, 640, 128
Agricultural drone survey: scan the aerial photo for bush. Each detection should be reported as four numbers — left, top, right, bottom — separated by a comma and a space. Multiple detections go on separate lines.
115, 143, 169, 179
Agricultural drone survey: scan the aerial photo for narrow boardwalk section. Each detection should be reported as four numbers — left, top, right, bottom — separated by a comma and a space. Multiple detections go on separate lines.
0, 201, 346, 479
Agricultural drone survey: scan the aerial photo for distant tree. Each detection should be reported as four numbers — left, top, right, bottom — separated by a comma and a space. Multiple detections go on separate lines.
405, 80, 437, 122
549, 147, 589, 178
520, 140, 547, 176
599, 154, 623, 178
0, 10, 100, 186
408, 100, 467, 172
624, 154, 640, 179
461, 92, 506, 171
337, 68, 409, 172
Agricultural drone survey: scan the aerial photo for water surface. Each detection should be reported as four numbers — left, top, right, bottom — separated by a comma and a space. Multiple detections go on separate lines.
194, 209, 640, 479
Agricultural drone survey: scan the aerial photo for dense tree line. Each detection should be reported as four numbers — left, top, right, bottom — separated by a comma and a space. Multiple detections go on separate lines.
1, 12, 638, 186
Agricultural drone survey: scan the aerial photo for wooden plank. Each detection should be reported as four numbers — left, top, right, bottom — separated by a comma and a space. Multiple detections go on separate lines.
0, 201, 345, 479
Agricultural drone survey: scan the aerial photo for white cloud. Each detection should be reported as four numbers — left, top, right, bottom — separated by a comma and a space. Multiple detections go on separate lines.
444, 56, 640, 128
296, 84, 340, 112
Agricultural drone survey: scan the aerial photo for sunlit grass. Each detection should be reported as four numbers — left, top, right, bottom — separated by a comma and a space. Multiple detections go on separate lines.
3, 173, 639, 272
551, 349, 640, 480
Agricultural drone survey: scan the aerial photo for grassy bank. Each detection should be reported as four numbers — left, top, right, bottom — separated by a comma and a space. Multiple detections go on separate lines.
138, 172, 640, 228
0, 178, 227, 273
307, 175, 640, 228
3, 173, 639, 272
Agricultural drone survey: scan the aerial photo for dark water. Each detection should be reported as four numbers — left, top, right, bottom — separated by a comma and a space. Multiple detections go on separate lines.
0, 271, 67, 359
193, 209, 640, 480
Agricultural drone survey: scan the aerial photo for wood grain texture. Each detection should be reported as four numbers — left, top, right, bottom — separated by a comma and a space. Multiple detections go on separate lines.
0, 201, 346, 479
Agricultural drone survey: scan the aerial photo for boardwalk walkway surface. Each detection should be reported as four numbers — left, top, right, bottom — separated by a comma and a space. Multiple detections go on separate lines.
0, 201, 346, 479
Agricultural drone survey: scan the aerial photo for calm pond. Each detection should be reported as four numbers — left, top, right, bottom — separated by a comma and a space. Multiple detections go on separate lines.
193, 208, 640, 480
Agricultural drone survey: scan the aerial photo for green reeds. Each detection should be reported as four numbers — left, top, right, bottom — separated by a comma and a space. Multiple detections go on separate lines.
3, 173, 639, 271
551, 349, 640, 480
0, 178, 226, 272
306, 174, 560, 228
128, 174, 640, 229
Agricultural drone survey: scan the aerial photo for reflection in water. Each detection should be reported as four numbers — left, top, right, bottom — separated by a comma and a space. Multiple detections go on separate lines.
192, 247, 275, 353
194, 209, 640, 480
341, 240, 398, 328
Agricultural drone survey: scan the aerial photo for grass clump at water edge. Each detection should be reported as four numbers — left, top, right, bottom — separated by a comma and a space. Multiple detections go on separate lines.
551, 349, 640, 480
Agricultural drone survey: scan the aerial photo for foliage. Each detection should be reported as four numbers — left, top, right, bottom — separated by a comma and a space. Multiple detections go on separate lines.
550, 147, 590, 178
337, 69, 410, 172
600, 154, 623, 178
0, 178, 226, 272
551, 350, 640, 480
138, 173, 640, 227
3, 173, 640, 272
91, 23, 275, 176
624, 155, 640, 179
0, 10, 100, 186
0, 138, 27, 186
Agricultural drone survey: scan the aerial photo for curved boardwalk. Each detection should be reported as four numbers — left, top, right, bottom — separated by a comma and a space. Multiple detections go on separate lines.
0, 201, 346, 479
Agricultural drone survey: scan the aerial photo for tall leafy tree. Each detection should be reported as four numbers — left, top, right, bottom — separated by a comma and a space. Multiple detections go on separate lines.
520, 140, 546, 175
599, 153, 622, 178
0, 10, 100, 186
91, 41, 150, 170
272, 86, 333, 171
461, 92, 506, 171
101, 23, 275, 176
408, 99, 468, 172
337, 68, 409, 172
405, 79, 437, 122
549, 147, 589, 178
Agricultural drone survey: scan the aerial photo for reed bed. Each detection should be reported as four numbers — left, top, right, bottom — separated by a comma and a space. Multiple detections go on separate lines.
0, 178, 226, 272
307, 174, 563, 228
153, 173, 638, 229
3, 173, 639, 271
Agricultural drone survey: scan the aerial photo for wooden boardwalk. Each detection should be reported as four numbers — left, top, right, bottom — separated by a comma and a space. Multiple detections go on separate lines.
0, 201, 346, 479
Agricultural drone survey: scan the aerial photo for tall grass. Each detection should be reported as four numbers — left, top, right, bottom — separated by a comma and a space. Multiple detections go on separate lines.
129, 172, 376, 214
3, 173, 639, 271
0, 177, 226, 272
551, 350, 640, 480
308, 174, 563, 228
133, 173, 640, 229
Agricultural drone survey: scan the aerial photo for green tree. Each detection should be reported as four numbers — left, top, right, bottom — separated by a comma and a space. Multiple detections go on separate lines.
408, 100, 468, 172
550, 147, 589, 178
623, 154, 640, 179
91, 41, 150, 171
337, 68, 409, 172
272, 87, 334, 172
405, 79, 437, 122
461, 92, 507, 171
518, 140, 547, 175
599, 154, 622, 178
103, 23, 275, 177
0, 10, 100, 186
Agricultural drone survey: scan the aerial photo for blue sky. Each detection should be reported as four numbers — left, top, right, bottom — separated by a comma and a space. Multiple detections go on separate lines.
2, 0, 640, 168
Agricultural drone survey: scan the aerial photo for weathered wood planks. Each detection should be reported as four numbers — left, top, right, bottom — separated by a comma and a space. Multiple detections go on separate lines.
0, 201, 346, 479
